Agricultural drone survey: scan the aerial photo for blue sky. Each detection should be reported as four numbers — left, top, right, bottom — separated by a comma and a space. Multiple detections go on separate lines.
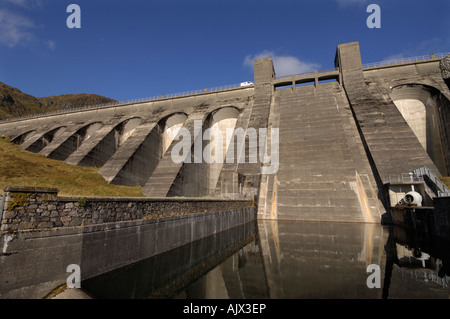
0, 0, 449, 101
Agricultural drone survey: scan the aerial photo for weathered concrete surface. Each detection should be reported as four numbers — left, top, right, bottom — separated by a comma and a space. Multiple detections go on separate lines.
337, 42, 445, 179
214, 57, 275, 201
363, 59, 450, 176
141, 113, 207, 197
257, 81, 384, 222
98, 121, 159, 185
47, 219, 257, 299
79, 220, 257, 299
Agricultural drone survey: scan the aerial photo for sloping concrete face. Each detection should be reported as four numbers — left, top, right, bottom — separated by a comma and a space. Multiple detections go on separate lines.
336, 42, 443, 179
257, 80, 383, 223
213, 58, 275, 200
364, 67, 450, 176
0, 41, 448, 223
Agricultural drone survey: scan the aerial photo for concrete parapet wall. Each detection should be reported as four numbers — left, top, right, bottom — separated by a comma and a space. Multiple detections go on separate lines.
0, 186, 255, 298
1, 186, 254, 232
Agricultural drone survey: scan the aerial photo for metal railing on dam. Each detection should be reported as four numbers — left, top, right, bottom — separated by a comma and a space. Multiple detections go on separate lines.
382, 166, 450, 198
362, 52, 449, 69
1, 51, 447, 125
274, 52, 449, 82
274, 68, 339, 81
0, 82, 252, 124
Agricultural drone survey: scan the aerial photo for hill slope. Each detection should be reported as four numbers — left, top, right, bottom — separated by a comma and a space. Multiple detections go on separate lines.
0, 82, 116, 120
0, 136, 143, 197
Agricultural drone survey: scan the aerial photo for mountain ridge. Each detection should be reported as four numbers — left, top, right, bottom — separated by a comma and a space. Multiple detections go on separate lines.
0, 82, 117, 120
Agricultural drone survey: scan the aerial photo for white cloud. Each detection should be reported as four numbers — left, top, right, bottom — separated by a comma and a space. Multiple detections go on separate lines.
383, 53, 407, 62
0, 0, 54, 50
45, 39, 56, 51
0, 9, 36, 47
244, 50, 321, 77
2, 0, 43, 9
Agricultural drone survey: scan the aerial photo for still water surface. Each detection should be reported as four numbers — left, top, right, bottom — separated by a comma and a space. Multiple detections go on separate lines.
82, 220, 450, 299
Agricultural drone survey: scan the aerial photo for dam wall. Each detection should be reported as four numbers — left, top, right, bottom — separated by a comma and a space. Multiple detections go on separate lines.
1, 42, 449, 223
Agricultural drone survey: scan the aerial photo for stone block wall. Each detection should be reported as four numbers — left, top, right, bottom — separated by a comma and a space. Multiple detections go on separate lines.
0, 186, 254, 232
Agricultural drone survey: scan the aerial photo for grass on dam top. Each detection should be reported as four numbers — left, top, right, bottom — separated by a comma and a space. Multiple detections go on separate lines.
0, 136, 144, 197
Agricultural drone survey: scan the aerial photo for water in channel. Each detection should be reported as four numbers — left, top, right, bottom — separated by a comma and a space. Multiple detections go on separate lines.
81, 220, 450, 299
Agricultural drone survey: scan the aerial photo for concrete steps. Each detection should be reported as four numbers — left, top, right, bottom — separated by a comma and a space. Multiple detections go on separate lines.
269, 83, 376, 222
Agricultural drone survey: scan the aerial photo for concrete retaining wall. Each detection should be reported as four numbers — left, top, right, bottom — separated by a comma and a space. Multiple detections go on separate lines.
0, 186, 255, 298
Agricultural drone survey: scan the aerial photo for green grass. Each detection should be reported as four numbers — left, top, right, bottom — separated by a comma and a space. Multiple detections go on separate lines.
0, 136, 144, 197
441, 176, 450, 189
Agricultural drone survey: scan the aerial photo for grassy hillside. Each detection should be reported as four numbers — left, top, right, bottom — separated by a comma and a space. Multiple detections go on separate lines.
0, 136, 143, 197
0, 82, 116, 120
0, 82, 49, 119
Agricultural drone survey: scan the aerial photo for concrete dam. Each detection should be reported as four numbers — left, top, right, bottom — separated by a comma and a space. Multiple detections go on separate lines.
1, 41, 450, 299
1, 41, 449, 224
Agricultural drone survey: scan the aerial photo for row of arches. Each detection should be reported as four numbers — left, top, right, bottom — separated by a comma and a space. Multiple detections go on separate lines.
13, 117, 143, 164
165, 107, 240, 197
11, 106, 242, 195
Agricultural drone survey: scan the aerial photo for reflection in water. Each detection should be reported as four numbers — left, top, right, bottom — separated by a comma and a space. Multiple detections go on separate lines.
82, 220, 450, 299
247, 220, 387, 299
82, 221, 258, 298
383, 225, 450, 298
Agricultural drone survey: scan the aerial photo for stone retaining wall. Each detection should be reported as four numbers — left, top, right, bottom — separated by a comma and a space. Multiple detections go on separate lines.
0, 186, 254, 232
